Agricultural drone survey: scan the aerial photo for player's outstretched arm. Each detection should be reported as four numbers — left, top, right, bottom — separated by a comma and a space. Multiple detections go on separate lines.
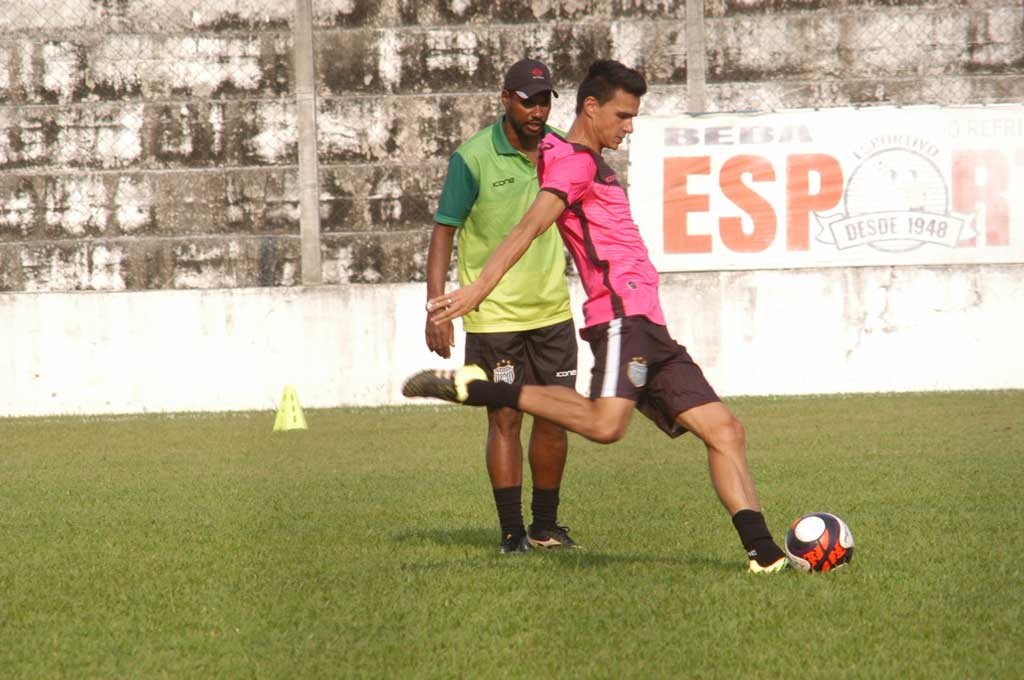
427, 191, 564, 324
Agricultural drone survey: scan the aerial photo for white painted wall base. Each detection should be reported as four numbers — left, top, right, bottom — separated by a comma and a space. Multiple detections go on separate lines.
2, 264, 1021, 418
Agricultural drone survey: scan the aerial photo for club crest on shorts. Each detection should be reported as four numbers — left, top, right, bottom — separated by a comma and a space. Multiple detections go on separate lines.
493, 360, 515, 385
627, 357, 648, 388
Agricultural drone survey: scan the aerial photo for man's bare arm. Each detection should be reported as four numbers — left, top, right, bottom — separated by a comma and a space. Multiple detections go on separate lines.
424, 224, 457, 357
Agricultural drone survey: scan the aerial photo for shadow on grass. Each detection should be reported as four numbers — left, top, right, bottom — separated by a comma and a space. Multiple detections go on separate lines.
392, 526, 736, 573
392, 526, 494, 549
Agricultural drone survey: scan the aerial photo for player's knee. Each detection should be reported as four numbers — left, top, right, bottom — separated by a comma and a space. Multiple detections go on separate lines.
588, 419, 628, 445
488, 407, 523, 438
708, 415, 745, 451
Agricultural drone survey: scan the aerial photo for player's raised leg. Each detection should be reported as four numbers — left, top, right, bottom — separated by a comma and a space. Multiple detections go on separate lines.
403, 366, 635, 445
674, 401, 788, 573
518, 386, 634, 445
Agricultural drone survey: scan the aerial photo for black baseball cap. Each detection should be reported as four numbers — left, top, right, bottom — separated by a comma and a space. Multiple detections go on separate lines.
502, 58, 559, 99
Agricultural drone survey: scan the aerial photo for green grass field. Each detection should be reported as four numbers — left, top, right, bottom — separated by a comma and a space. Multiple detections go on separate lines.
2, 391, 1022, 679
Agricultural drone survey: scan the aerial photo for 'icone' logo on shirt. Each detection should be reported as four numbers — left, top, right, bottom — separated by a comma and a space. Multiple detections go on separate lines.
492, 177, 515, 187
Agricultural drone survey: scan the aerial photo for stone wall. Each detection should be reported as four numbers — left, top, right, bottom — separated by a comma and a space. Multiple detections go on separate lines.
1, 0, 1022, 291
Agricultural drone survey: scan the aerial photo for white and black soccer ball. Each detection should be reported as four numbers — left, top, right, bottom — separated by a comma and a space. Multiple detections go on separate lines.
784, 512, 854, 573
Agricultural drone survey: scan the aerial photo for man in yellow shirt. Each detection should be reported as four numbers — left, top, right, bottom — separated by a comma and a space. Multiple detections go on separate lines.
424, 59, 579, 553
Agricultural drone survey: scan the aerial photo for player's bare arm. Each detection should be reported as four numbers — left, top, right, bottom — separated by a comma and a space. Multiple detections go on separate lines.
424, 224, 457, 357
427, 190, 565, 324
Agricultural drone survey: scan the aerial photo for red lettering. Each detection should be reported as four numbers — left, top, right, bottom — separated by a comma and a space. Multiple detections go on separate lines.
952, 151, 1009, 246
786, 154, 843, 250
719, 155, 777, 253
663, 157, 712, 253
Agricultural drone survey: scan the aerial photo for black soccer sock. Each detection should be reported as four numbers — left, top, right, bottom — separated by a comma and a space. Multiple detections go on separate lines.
466, 381, 521, 410
530, 486, 560, 530
493, 486, 524, 537
732, 509, 785, 566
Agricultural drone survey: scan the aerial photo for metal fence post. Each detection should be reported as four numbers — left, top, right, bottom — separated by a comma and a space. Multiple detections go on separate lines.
686, 0, 707, 113
294, 0, 322, 285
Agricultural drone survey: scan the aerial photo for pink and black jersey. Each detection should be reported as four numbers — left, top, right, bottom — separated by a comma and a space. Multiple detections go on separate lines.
537, 132, 665, 329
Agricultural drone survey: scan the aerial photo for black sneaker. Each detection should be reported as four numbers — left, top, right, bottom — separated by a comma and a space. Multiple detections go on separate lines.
500, 532, 531, 554
402, 365, 487, 403
527, 524, 579, 549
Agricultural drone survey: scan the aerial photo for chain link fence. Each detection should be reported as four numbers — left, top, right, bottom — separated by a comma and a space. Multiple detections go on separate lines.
1, 0, 296, 158
703, 5, 1023, 112
2, 0, 1022, 291
0, 0, 302, 291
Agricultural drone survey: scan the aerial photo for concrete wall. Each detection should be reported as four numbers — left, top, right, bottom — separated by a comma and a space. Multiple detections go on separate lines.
2, 0, 1023, 291
2, 1, 1022, 415
2, 264, 1020, 417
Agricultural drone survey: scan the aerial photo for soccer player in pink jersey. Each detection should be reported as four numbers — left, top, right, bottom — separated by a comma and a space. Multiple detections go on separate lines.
404, 60, 787, 573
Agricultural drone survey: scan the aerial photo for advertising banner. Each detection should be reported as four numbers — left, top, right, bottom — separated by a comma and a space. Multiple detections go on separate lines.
628, 105, 1024, 271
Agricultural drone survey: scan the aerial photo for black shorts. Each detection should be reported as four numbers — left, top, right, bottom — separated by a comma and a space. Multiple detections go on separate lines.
580, 315, 719, 438
465, 319, 578, 393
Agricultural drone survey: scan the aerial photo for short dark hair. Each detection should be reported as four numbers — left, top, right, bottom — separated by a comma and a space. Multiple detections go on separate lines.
575, 60, 648, 114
